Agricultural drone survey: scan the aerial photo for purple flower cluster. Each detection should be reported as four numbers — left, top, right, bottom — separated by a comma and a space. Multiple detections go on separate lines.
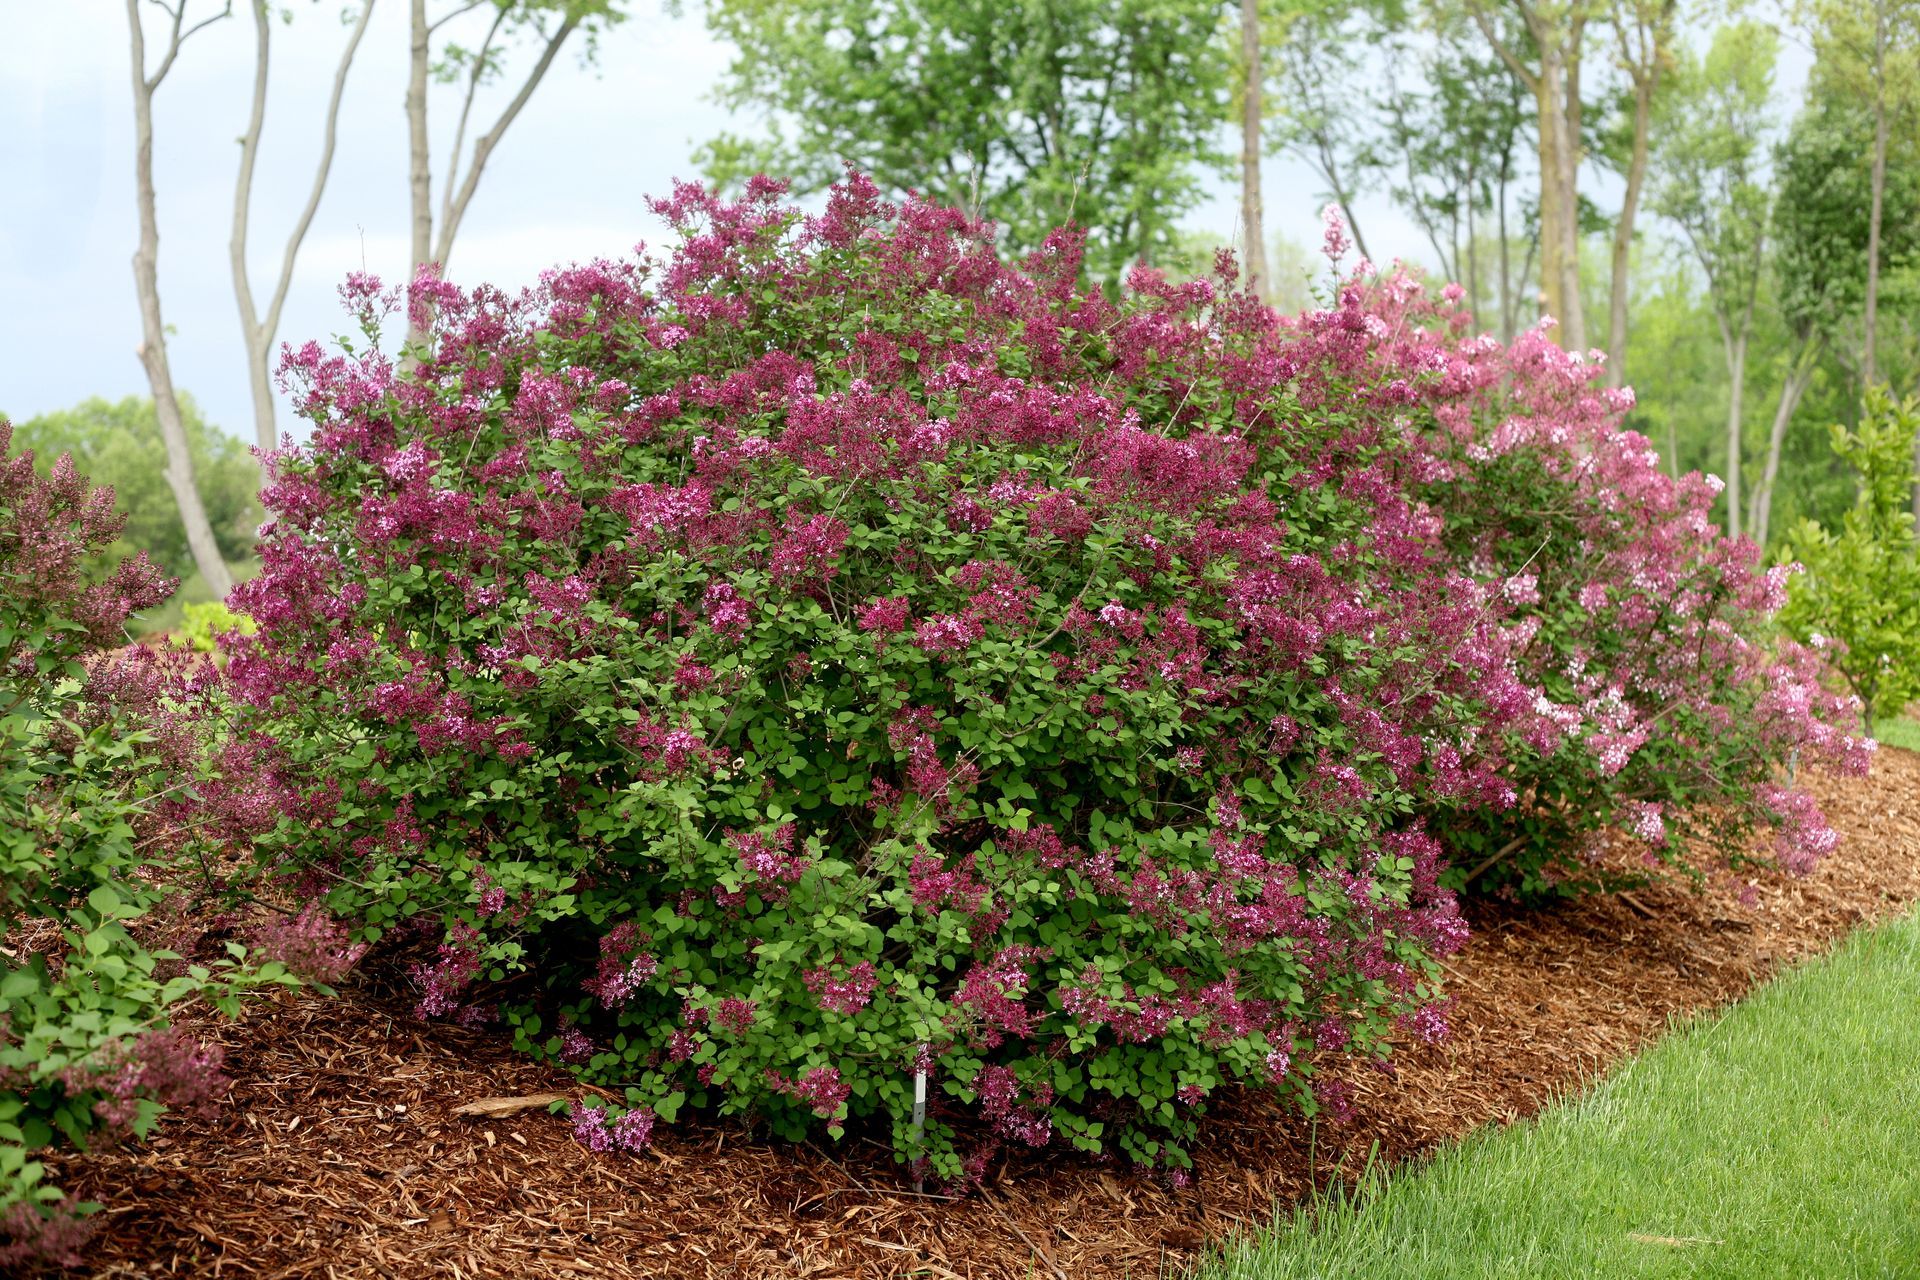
571, 1103, 655, 1154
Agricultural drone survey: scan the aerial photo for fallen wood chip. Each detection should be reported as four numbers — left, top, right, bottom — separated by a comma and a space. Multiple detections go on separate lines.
451, 1093, 570, 1118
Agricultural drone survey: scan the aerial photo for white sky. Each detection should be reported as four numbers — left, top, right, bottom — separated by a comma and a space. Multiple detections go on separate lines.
0, 2, 1805, 441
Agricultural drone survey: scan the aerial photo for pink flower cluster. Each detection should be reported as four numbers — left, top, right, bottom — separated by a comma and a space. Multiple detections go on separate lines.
802, 961, 879, 1014
571, 1103, 655, 1153
79, 1029, 230, 1133
248, 906, 369, 985
765, 1065, 851, 1118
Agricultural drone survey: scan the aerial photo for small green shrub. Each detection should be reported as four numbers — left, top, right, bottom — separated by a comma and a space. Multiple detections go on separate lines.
169, 600, 258, 658
1781, 386, 1920, 723
0, 421, 286, 1266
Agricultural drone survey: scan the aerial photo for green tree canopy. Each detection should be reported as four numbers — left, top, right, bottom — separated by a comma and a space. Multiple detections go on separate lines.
1773, 93, 1920, 350
696, 0, 1230, 282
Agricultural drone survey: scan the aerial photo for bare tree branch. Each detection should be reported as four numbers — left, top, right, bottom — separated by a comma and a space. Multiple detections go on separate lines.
145, 0, 232, 90
432, 14, 583, 269
439, 5, 510, 242
232, 0, 377, 459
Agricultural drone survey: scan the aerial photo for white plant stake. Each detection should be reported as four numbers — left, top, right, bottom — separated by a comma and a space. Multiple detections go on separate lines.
911, 1063, 929, 1192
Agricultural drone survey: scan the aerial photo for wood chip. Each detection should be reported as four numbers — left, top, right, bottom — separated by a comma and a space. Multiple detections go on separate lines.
451, 1093, 571, 1118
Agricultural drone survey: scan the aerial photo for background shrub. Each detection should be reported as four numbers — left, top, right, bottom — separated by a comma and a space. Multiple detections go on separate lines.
0, 421, 283, 1266
1780, 386, 1920, 724
1397, 316, 1873, 896
169, 600, 259, 660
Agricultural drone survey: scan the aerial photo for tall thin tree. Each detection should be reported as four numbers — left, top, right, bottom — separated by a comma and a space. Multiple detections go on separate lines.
1240, 0, 1270, 299
231, 0, 377, 467
406, 0, 623, 328
126, 0, 235, 598
1467, 0, 1593, 352
1604, 0, 1678, 387
1649, 22, 1778, 540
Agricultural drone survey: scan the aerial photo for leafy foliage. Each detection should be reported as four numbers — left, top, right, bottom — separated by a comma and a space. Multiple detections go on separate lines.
217, 179, 1521, 1182
697, 0, 1229, 283
1772, 94, 1920, 347
168, 601, 259, 659
1781, 388, 1920, 721
0, 422, 285, 1265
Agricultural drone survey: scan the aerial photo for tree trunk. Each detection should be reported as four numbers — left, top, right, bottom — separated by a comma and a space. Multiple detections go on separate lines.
1533, 57, 1567, 338
1724, 332, 1746, 539
1750, 340, 1819, 548
127, 0, 234, 599
1240, 0, 1269, 301
1866, 0, 1888, 392
1498, 156, 1514, 341
1466, 200, 1481, 320
1557, 36, 1587, 353
406, 0, 433, 350
232, 0, 275, 467
1607, 75, 1655, 386
233, 0, 375, 463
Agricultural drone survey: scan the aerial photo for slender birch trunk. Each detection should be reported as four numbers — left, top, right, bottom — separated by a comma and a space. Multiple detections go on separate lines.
405, 1, 580, 348
1750, 341, 1820, 548
1556, 42, 1586, 352
1533, 58, 1568, 336
1471, 1, 1589, 350
408, 0, 433, 279
1722, 325, 1746, 539
1866, 0, 1888, 392
1607, 76, 1655, 384
1606, 0, 1676, 387
127, 0, 234, 599
232, 0, 375, 466
1240, 0, 1269, 300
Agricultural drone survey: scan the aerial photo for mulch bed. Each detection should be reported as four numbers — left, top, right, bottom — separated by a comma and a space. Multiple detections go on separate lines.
56, 750, 1920, 1280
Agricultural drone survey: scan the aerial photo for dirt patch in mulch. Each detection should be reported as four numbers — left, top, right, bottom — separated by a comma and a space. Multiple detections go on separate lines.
54, 750, 1920, 1280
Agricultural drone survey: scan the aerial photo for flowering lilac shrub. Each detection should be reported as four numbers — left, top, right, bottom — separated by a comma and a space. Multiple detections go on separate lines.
1416, 337, 1866, 891
1254, 223, 1870, 896
219, 177, 1521, 1179
0, 422, 286, 1264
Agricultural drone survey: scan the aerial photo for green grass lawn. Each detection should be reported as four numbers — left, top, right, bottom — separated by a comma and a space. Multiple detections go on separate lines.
1209, 912, 1920, 1280
1872, 715, 1920, 754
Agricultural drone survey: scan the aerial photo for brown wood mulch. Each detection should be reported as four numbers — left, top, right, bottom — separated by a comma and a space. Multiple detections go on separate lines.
52, 749, 1920, 1280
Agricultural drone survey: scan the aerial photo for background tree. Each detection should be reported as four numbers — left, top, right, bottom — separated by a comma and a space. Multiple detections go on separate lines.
1377, 10, 1531, 331
231, 0, 376, 462
1465, 0, 1594, 352
6, 396, 259, 590
1266, 3, 1384, 261
1621, 258, 1727, 477
1602, 0, 1679, 387
1751, 93, 1920, 546
125, 0, 237, 599
1649, 21, 1777, 538
1240, 0, 1270, 297
699, 0, 1230, 282
406, 0, 626, 289
1805, 0, 1920, 391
